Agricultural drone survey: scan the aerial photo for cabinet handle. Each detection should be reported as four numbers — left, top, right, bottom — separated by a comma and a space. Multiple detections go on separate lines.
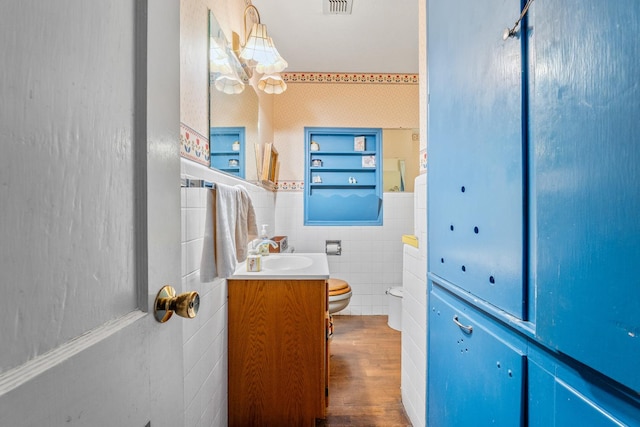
453, 315, 473, 334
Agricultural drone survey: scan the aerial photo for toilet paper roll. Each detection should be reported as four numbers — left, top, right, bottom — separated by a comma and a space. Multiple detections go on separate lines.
326, 243, 340, 255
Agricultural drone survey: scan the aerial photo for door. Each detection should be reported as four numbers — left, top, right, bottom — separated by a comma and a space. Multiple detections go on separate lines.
0, 1, 183, 426
427, 0, 526, 319
531, 0, 640, 393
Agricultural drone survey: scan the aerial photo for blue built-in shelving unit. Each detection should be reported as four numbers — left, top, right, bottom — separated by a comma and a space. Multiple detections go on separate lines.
427, 0, 640, 425
209, 126, 245, 178
304, 127, 382, 226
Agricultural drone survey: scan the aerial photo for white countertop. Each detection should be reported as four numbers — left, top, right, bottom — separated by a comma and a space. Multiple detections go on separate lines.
229, 252, 330, 280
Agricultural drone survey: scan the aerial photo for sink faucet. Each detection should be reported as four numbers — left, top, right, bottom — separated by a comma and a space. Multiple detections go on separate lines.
250, 238, 279, 255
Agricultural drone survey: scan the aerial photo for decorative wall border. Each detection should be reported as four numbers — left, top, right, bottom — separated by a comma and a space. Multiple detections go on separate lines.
275, 181, 305, 192
282, 73, 418, 85
420, 148, 428, 172
180, 123, 210, 166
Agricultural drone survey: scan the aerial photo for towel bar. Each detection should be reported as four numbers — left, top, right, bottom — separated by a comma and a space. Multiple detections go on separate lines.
181, 178, 216, 189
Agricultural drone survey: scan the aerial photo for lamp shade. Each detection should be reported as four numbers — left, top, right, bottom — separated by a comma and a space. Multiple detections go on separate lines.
240, 23, 279, 68
258, 73, 287, 95
215, 69, 245, 94
210, 54, 233, 75
255, 38, 288, 74
210, 36, 233, 74
210, 37, 226, 59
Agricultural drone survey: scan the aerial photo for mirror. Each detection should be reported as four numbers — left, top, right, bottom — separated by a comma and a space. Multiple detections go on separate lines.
209, 11, 259, 181
382, 128, 420, 192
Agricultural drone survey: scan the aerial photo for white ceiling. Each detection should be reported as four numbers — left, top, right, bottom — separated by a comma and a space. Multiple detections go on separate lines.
250, 0, 419, 74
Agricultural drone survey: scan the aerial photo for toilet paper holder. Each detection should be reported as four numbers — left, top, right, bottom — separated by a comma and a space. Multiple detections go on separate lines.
325, 240, 342, 255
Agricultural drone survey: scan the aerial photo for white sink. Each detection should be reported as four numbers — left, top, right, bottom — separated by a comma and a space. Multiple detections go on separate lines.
230, 253, 330, 280
262, 255, 313, 271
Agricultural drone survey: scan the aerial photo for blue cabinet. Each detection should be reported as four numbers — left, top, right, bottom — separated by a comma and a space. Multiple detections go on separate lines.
427, 0, 640, 424
304, 127, 382, 226
210, 127, 245, 178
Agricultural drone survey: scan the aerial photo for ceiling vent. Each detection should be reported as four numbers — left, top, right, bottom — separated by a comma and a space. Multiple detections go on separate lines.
323, 0, 353, 15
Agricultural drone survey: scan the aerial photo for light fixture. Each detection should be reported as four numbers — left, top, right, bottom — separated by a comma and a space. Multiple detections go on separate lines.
209, 36, 233, 75
258, 73, 287, 95
214, 66, 245, 94
210, 30, 246, 94
236, 4, 288, 93
255, 38, 288, 74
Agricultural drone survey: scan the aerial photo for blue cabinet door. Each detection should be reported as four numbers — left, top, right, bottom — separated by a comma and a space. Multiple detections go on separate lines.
428, 286, 526, 426
531, 0, 640, 393
427, 0, 526, 318
528, 347, 640, 426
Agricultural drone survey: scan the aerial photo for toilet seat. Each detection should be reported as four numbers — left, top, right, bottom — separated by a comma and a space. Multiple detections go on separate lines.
328, 278, 351, 296
328, 278, 352, 315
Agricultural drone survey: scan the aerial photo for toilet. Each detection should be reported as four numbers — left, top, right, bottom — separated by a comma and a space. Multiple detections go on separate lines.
386, 286, 403, 331
328, 278, 352, 314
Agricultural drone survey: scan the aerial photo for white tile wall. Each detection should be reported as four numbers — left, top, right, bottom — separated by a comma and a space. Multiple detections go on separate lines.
402, 173, 428, 427
273, 191, 414, 315
180, 158, 275, 427
180, 158, 423, 425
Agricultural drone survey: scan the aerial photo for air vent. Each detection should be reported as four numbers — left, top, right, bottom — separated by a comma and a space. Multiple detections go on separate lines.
323, 0, 353, 14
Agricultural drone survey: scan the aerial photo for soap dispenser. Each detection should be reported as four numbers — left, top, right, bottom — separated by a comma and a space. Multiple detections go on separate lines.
259, 224, 270, 256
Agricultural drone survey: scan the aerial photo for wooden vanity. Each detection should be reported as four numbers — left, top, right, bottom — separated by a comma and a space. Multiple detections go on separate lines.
227, 254, 330, 426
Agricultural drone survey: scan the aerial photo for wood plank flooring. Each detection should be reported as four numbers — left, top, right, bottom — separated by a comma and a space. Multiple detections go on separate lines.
317, 315, 412, 427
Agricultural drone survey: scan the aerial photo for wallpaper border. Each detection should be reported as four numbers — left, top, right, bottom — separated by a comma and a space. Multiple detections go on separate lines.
275, 180, 304, 192
282, 73, 418, 84
180, 122, 210, 166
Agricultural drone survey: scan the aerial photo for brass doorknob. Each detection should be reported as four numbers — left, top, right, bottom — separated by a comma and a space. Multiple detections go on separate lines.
154, 285, 200, 323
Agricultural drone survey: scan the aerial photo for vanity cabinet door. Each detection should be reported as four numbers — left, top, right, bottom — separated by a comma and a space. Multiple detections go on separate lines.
228, 279, 327, 426
428, 287, 526, 427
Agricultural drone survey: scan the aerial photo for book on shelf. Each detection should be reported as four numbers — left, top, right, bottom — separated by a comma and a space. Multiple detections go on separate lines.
354, 136, 365, 151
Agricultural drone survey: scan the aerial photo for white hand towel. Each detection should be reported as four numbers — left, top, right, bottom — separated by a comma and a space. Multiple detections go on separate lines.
200, 189, 217, 282
215, 183, 240, 278
235, 186, 258, 262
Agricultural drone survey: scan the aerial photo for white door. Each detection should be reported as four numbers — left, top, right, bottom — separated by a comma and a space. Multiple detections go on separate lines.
0, 1, 184, 426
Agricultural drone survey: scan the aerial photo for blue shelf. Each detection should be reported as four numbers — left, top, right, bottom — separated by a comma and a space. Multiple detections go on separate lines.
210, 126, 245, 178
310, 167, 376, 172
309, 184, 376, 189
310, 151, 377, 155
304, 127, 382, 226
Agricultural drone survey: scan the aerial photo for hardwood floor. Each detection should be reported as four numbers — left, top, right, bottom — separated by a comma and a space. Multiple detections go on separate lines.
317, 315, 412, 427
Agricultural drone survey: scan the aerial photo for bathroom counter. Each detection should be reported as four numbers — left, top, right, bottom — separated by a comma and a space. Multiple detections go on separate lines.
230, 252, 330, 280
